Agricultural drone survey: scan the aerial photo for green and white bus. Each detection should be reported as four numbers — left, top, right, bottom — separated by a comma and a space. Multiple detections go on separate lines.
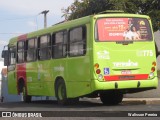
2, 12, 159, 105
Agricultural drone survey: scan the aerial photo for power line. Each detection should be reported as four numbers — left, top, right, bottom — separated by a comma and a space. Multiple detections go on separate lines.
0, 14, 40, 31
0, 15, 39, 22
0, 33, 24, 34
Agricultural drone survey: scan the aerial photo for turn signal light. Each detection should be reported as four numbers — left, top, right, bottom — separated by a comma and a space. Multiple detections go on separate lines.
151, 67, 155, 72
94, 63, 99, 69
96, 69, 101, 74
152, 61, 156, 66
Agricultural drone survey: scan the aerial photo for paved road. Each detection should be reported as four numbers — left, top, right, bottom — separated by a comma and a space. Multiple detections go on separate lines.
0, 98, 160, 111
0, 98, 160, 119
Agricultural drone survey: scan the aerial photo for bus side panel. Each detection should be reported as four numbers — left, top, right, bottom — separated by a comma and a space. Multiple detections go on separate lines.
26, 62, 42, 96
41, 59, 62, 97
66, 56, 91, 98
27, 60, 54, 96
8, 66, 18, 94
66, 24, 92, 98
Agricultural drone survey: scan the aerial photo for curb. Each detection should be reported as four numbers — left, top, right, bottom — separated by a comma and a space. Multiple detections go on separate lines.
81, 97, 160, 105
123, 98, 160, 105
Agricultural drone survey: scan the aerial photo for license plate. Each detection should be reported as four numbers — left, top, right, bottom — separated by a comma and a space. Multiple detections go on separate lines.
121, 70, 131, 75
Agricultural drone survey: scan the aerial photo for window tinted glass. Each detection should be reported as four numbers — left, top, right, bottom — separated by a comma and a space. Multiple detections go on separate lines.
18, 41, 25, 50
55, 32, 63, 43
17, 41, 25, 63
9, 47, 16, 65
70, 27, 83, 42
52, 31, 67, 58
26, 38, 37, 62
69, 26, 86, 56
38, 35, 51, 60
40, 35, 49, 47
28, 38, 36, 48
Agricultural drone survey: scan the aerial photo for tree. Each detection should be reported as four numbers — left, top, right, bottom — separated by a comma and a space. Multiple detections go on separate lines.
62, 0, 160, 31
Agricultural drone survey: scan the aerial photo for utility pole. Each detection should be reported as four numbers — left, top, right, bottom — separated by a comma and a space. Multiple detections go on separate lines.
40, 10, 49, 28
40, 10, 50, 101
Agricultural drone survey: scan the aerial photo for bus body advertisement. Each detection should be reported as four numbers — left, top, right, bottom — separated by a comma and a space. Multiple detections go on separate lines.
2, 12, 158, 105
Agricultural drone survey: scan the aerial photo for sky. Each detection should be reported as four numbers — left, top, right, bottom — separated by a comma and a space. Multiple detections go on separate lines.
0, 0, 74, 56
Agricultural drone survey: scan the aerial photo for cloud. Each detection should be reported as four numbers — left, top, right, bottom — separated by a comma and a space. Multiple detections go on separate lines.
0, 0, 73, 16
0, 40, 8, 45
27, 21, 37, 27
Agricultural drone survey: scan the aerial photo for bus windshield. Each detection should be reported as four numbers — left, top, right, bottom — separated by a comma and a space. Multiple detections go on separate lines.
96, 18, 152, 42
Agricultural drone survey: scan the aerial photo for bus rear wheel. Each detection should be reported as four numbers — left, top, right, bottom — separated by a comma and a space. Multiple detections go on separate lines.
55, 79, 79, 105
100, 91, 123, 105
55, 79, 68, 105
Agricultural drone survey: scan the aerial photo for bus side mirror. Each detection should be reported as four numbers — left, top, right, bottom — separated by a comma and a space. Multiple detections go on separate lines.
1, 50, 9, 66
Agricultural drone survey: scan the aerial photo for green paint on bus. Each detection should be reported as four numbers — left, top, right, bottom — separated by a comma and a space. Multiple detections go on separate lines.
6, 13, 158, 105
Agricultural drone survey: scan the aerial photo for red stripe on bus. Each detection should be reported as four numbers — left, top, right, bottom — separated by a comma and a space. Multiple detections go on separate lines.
17, 63, 27, 94
104, 74, 149, 81
17, 34, 27, 95
18, 34, 27, 41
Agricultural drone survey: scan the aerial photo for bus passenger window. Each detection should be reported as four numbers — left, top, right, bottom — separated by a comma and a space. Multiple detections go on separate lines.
52, 30, 67, 58
38, 35, 51, 60
9, 47, 16, 65
26, 38, 37, 62
17, 41, 25, 63
69, 26, 86, 56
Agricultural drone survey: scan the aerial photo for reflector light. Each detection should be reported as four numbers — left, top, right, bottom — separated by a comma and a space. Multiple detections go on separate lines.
94, 63, 99, 69
151, 67, 155, 72
96, 69, 101, 74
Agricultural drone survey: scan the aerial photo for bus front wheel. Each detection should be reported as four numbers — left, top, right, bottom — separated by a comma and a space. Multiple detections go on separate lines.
23, 87, 32, 103
100, 91, 123, 105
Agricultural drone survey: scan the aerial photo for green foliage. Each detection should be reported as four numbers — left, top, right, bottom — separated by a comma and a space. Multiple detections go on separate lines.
62, 0, 160, 32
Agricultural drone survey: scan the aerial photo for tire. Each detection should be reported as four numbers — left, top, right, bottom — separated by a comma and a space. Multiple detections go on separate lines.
100, 91, 123, 105
55, 79, 68, 105
23, 87, 32, 103
55, 79, 80, 105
